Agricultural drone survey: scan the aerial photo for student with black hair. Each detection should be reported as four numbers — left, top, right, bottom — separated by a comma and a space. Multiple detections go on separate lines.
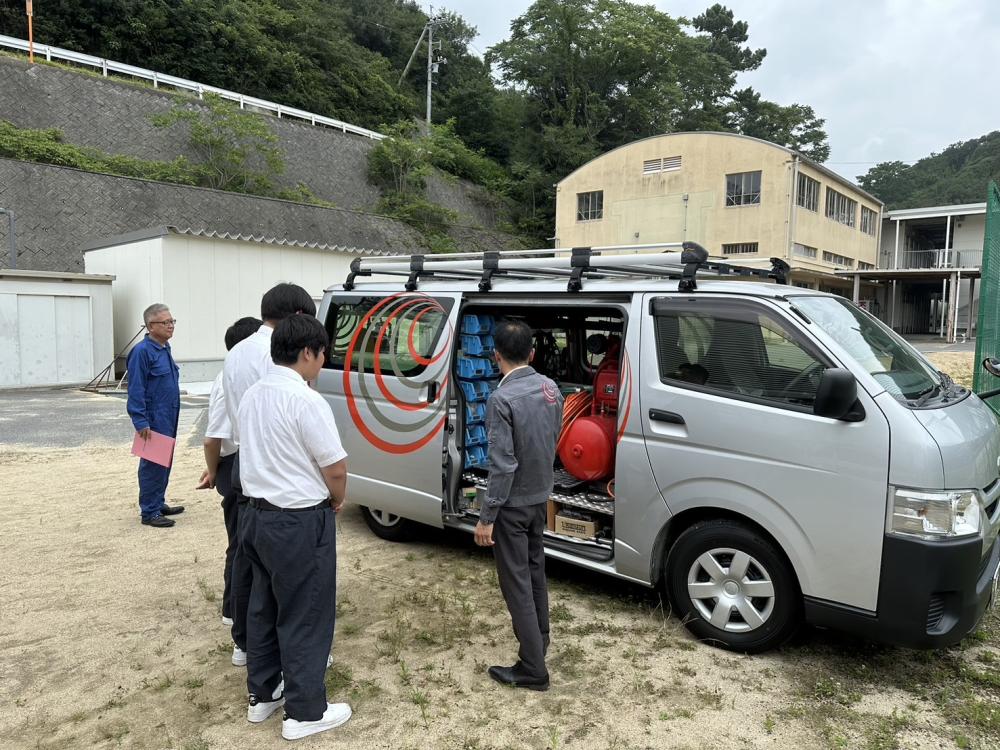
236, 314, 351, 740
222, 283, 316, 667
196, 316, 263, 627
474, 319, 563, 692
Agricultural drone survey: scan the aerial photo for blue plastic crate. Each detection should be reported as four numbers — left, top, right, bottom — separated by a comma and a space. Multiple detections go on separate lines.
473, 380, 492, 400
465, 425, 487, 446
481, 334, 495, 351
461, 314, 494, 335
464, 445, 488, 469
479, 357, 500, 378
459, 381, 479, 401
456, 356, 487, 379
464, 401, 486, 424
461, 334, 485, 356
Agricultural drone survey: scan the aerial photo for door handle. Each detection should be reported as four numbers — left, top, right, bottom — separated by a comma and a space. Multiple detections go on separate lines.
649, 409, 685, 425
426, 381, 439, 403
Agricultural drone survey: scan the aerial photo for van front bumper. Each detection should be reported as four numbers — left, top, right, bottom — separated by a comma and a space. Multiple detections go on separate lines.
804, 533, 1000, 649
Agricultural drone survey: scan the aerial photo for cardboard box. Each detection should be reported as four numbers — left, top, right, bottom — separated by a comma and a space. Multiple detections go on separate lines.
546, 499, 557, 531
554, 513, 598, 539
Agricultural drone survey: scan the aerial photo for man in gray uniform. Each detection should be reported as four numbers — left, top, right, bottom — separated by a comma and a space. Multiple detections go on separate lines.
474, 319, 564, 691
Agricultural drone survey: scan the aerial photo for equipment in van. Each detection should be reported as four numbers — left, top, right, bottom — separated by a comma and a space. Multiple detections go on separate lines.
558, 335, 622, 481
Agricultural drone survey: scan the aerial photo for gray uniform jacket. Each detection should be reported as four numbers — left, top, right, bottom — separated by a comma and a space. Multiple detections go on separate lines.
481, 366, 564, 525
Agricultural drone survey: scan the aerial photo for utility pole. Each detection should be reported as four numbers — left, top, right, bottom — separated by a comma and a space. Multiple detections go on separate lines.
399, 12, 445, 135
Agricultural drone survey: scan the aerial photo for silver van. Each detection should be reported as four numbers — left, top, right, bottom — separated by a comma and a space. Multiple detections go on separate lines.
316, 244, 1000, 652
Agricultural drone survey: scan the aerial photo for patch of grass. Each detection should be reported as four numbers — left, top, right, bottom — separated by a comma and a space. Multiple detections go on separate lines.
196, 578, 217, 603
339, 622, 360, 637
764, 714, 776, 734
550, 603, 574, 623
411, 689, 430, 727
349, 678, 383, 704
812, 676, 862, 706
183, 677, 204, 689
325, 663, 353, 693
547, 644, 585, 679
376, 618, 410, 662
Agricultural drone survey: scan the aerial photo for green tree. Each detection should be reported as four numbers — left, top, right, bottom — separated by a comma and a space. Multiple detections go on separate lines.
151, 93, 284, 194
691, 3, 766, 73
727, 88, 831, 162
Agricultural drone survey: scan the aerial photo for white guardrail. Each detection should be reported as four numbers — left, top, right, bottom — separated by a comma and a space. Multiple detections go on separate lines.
0, 34, 385, 141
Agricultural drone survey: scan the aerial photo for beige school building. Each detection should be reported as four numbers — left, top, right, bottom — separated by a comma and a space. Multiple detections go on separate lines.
553, 132, 883, 293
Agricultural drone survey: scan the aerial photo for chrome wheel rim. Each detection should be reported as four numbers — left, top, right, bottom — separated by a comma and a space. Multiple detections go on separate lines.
686, 547, 776, 633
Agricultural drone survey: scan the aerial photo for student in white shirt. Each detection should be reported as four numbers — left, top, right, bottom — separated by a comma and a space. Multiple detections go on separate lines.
196, 316, 262, 626
222, 283, 316, 666
237, 314, 351, 741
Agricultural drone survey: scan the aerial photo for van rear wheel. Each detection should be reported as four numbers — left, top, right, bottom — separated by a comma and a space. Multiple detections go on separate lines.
361, 506, 415, 542
665, 519, 800, 653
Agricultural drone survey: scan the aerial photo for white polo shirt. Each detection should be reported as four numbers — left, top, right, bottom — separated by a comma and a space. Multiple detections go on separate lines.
237, 366, 347, 508
205, 372, 237, 457
223, 325, 274, 446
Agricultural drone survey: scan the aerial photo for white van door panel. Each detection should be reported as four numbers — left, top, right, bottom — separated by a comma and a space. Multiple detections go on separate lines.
317, 291, 462, 527
640, 294, 890, 611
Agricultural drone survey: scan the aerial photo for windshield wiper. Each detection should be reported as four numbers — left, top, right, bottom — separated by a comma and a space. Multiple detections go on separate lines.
912, 384, 942, 407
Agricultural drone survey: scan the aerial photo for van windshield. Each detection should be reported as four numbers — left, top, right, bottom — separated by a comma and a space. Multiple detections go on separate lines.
792, 296, 945, 404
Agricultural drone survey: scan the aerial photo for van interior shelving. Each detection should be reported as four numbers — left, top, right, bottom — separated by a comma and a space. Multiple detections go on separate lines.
451, 304, 625, 552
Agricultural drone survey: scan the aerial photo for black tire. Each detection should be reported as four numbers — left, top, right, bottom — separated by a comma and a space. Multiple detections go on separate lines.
665, 519, 801, 653
360, 505, 415, 542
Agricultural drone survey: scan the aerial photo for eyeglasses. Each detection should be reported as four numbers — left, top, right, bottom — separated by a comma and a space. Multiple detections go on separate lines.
149, 319, 177, 326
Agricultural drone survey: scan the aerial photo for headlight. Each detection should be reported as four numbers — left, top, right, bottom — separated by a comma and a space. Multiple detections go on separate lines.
889, 489, 983, 539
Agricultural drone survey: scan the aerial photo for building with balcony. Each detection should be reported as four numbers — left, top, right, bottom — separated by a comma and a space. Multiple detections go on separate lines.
837, 202, 985, 342
553, 132, 884, 292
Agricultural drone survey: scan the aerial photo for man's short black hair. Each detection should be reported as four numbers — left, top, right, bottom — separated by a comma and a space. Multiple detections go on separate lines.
224, 317, 263, 351
493, 319, 533, 364
260, 283, 316, 322
271, 314, 329, 366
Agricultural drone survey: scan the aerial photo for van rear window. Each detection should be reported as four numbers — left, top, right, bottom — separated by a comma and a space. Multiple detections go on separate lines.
323, 296, 453, 376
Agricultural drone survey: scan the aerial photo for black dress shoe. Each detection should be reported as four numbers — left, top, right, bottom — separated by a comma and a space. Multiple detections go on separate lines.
161, 504, 185, 516
142, 515, 176, 528
487, 664, 549, 691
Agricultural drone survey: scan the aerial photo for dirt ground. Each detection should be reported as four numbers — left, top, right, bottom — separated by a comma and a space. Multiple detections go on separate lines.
1, 354, 998, 750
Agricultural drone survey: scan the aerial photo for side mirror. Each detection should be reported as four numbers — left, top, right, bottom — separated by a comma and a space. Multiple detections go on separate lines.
814, 368, 862, 421
983, 357, 1000, 378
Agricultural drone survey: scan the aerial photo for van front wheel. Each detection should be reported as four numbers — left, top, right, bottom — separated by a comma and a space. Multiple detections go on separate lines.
665, 520, 800, 653
361, 506, 415, 542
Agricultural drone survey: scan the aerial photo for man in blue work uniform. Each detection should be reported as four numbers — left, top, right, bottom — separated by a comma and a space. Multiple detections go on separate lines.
127, 303, 183, 528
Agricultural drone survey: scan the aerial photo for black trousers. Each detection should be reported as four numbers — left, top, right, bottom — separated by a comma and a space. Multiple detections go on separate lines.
215, 452, 238, 619
242, 504, 338, 722
229, 452, 251, 650
492, 502, 550, 678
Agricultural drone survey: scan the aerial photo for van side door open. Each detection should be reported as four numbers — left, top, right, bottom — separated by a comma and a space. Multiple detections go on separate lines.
316, 291, 463, 528
640, 294, 891, 618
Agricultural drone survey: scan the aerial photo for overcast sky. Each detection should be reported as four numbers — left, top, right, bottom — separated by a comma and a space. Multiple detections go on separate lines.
433, 0, 1000, 184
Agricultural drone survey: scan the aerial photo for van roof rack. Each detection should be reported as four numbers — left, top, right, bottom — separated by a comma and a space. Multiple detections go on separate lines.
342, 242, 790, 293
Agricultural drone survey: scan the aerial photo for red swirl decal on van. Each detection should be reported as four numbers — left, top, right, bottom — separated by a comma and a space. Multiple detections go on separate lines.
342, 293, 453, 455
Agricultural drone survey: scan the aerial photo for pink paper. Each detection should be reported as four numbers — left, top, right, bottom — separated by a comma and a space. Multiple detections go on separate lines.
131, 430, 175, 468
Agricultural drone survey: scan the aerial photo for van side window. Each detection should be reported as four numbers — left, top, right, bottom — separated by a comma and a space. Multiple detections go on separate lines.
323, 296, 453, 375
653, 299, 827, 408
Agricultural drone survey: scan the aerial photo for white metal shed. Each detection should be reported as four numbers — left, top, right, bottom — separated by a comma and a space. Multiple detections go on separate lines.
0, 269, 115, 388
82, 227, 388, 381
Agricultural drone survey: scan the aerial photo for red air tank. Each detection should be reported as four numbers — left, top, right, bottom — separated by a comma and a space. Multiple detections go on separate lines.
559, 338, 621, 481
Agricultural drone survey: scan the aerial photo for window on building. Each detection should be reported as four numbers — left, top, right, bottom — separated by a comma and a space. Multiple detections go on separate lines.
722, 242, 759, 255
725, 171, 761, 206
860, 206, 878, 236
792, 243, 818, 259
576, 190, 604, 221
793, 282, 814, 289
642, 156, 682, 175
858, 261, 875, 271
796, 173, 820, 212
822, 251, 854, 268
825, 188, 857, 227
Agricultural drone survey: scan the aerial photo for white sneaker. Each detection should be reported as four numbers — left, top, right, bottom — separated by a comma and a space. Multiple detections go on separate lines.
326, 654, 333, 669
281, 702, 352, 740
232, 645, 247, 667
247, 681, 285, 723
222, 616, 234, 626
